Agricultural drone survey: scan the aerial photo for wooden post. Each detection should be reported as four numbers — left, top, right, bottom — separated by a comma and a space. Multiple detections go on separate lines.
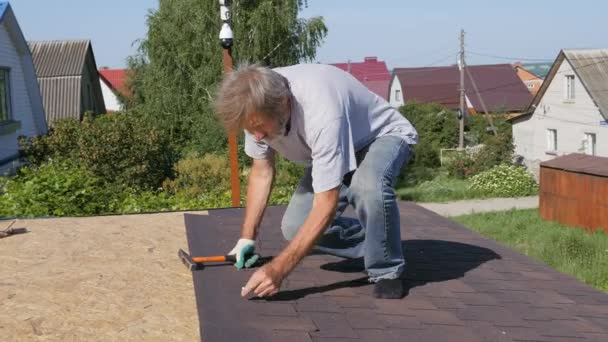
219, 0, 240, 207
223, 47, 240, 207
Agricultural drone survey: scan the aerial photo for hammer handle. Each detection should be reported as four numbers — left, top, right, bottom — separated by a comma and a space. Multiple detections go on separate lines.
192, 255, 236, 263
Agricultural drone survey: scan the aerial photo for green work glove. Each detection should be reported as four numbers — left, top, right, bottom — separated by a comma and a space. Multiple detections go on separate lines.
228, 238, 260, 269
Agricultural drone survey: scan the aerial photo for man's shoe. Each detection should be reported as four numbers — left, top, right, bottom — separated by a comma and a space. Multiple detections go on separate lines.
373, 278, 405, 299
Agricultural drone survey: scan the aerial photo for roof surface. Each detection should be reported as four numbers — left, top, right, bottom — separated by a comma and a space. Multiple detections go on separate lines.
0, 211, 204, 341
331, 57, 391, 100
185, 203, 608, 341
99, 68, 129, 96
541, 153, 608, 177
37, 77, 82, 123
564, 49, 608, 117
393, 64, 533, 112
28, 40, 90, 77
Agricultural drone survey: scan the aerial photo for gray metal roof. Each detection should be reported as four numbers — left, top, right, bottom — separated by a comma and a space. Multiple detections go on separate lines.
28, 40, 90, 77
564, 49, 608, 118
37, 77, 82, 123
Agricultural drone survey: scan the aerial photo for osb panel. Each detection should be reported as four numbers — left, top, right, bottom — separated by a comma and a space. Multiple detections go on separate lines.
0, 211, 208, 341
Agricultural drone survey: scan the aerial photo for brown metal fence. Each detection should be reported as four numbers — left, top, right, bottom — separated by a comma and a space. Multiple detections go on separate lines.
539, 153, 608, 233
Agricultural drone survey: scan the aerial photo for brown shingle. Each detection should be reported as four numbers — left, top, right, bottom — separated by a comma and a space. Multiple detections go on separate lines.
184, 203, 608, 341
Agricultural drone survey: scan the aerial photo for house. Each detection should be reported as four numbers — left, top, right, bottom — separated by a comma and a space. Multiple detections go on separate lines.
389, 63, 533, 114
331, 56, 390, 100
98, 67, 129, 112
521, 62, 552, 79
28, 40, 106, 125
511, 49, 608, 178
514, 62, 543, 96
0, 2, 47, 175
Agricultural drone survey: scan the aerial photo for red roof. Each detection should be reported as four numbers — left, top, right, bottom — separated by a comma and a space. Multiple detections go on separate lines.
98, 68, 130, 97
331, 57, 390, 100
393, 64, 533, 112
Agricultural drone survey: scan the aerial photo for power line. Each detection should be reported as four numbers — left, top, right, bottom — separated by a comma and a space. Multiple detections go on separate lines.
468, 51, 554, 62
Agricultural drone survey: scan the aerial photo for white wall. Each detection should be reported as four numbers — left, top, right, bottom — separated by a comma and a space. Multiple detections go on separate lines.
0, 20, 37, 167
100, 79, 121, 112
513, 58, 607, 177
388, 76, 404, 108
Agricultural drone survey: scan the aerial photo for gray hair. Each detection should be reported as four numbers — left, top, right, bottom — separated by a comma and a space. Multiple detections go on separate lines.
214, 63, 291, 131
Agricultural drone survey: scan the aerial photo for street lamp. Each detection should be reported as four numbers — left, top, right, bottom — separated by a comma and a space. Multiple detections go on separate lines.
219, 0, 240, 207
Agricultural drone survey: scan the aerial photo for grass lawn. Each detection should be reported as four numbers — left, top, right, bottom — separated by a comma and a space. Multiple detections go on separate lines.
454, 209, 608, 293
397, 176, 490, 203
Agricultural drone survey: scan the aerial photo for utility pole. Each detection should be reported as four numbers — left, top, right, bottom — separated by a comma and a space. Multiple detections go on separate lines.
219, 0, 241, 207
458, 29, 466, 149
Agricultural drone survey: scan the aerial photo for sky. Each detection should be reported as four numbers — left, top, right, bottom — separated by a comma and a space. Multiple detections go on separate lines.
9, 0, 608, 70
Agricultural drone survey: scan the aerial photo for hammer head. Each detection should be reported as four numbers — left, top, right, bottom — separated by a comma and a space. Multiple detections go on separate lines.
178, 249, 202, 271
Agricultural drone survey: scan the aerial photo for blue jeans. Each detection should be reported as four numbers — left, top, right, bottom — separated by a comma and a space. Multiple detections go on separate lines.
281, 135, 412, 281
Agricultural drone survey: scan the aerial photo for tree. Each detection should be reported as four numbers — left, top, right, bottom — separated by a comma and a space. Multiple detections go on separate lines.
126, 0, 327, 155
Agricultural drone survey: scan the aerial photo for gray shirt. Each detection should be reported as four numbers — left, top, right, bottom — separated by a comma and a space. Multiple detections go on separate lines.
244, 64, 418, 193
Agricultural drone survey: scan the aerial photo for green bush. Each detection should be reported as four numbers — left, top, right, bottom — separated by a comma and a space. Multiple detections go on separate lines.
471, 134, 514, 174
468, 114, 512, 145
0, 159, 117, 217
19, 113, 175, 190
399, 102, 459, 169
445, 132, 515, 179
163, 153, 231, 198
445, 152, 478, 179
470, 164, 538, 197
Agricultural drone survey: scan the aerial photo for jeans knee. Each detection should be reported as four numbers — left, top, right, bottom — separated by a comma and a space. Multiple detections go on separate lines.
350, 169, 381, 201
280, 217, 298, 241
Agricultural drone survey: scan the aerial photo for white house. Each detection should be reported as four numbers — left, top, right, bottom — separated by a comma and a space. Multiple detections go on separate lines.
0, 2, 47, 175
98, 68, 127, 112
511, 49, 608, 178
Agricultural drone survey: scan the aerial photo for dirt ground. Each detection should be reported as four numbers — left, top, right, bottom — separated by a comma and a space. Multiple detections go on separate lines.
0, 211, 209, 341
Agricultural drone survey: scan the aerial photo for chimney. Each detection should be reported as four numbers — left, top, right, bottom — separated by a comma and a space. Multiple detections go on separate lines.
347, 59, 351, 73
364, 56, 378, 63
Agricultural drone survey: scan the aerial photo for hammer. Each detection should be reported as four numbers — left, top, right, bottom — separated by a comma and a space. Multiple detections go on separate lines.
178, 249, 236, 271
178, 249, 271, 271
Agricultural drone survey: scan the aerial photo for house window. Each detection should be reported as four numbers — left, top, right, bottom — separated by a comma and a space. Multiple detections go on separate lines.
395, 89, 401, 102
583, 133, 596, 156
565, 75, 575, 101
547, 129, 557, 152
0, 68, 11, 123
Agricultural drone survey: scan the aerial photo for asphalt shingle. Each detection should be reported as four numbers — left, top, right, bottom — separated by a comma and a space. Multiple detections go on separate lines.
184, 203, 608, 341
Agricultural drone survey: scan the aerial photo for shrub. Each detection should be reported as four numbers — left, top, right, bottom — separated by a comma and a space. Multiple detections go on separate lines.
396, 102, 460, 186
471, 134, 514, 174
446, 152, 479, 179
163, 153, 231, 198
470, 164, 538, 197
0, 159, 117, 217
19, 113, 175, 190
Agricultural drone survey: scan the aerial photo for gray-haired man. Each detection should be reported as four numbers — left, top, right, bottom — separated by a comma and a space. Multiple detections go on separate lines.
215, 63, 418, 299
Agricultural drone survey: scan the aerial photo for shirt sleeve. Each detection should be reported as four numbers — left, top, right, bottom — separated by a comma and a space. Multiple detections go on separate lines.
310, 117, 357, 193
244, 130, 273, 159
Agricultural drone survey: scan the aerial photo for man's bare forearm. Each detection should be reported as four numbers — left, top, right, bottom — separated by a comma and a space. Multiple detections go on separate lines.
241, 157, 275, 240
272, 188, 339, 274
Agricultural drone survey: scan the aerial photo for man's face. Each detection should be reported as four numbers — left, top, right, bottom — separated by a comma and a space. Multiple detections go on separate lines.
244, 112, 288, 142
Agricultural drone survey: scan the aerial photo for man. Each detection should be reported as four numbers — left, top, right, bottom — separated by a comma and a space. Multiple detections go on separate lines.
214, 63, 418, 299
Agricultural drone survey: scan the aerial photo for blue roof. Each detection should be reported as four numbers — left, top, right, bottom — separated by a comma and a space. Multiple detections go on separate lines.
0, 2, 8, 23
